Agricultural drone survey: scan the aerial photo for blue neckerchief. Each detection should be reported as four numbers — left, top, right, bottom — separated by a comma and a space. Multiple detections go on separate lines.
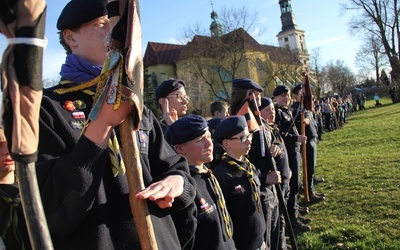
60, 54, 102, 83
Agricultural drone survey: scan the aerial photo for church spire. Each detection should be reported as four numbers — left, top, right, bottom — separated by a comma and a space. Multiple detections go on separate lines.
277, 0, 310, 70
210, 0, 222, 38
278, 0, 297, 32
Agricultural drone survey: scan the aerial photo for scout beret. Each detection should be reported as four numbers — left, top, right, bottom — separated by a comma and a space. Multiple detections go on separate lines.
259, 97, 273, 110
165, 115, 208, 145
213, 116, 247, 144
232, 78, 263, 92
57, 0, 108, 30
272, 85, 290, 96
155, 79, 186, 101
207, 118, 224, 131
291, 83, 302, 95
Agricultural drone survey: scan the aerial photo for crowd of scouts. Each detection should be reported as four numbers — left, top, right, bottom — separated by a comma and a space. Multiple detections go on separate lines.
0, 0, 364, 249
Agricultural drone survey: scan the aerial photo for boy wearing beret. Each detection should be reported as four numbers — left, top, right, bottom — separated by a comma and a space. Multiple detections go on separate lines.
35, 0, 196, 249
230, 78, 283, 250
156, 79, 190, 133
273, 85, 310, 232
165, 115, 236, 250
291, 85, 325, 203
213, 116, 266, 250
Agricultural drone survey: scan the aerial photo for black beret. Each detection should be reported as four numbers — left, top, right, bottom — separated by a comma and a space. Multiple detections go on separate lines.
207, 118, 224, 131
155, 79, 186, 101
272, 85, 290, 96
291, 83, 302, 95
259, 97, 273, 110
232, 78, 263, 92
165, 115, 208, 145
57, 0, 108, 30
213, 116, 247, 144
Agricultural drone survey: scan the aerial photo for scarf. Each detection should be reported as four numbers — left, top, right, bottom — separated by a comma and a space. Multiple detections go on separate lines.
222, 154, 261, 213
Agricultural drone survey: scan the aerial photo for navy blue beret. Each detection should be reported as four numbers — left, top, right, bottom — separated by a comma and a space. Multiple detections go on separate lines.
57, 0, 108, 30
291, 83, 302, 94
207, 118, 224, 131
213, 116, 247, 144
259, 97, 273, 110
165, 115, 208, 145
232, 78, 263, 92
155, 79, 186, 101
272, 85, 290, 96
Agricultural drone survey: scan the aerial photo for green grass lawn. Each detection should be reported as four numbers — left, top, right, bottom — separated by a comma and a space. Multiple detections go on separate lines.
296, 99, 400, 249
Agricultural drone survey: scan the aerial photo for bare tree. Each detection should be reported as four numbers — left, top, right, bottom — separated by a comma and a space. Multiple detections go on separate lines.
322, 60, 356, 95
217, 6, 264, 39
342, 0, 400, 101
310, 47, 323, 98
178, 6, 264, 102
355, 34, 389, 82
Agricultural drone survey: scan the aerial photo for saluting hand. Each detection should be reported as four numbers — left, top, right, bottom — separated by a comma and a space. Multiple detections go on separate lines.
160, 98, 178, 126
135, 175, 184, 209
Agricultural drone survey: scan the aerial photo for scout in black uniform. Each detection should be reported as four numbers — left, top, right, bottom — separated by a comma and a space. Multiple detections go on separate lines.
213, 116, 266, 250
259, 97, 290, 249
0, 128, 30, 250
230, 78, 282, 249
291, 84, 325, 203
34, 1, 197, 249
155, 79, 190, 134
165, 115, 236, 250
273, 85, 310, 232
207, 117, 225, 169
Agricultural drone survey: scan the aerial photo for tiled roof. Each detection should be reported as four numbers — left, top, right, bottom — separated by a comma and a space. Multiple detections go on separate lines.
143, 42, 185, 67
144, 28, 301, 66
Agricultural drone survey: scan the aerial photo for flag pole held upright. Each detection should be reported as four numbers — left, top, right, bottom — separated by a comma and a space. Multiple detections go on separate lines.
105, 0, 158, 248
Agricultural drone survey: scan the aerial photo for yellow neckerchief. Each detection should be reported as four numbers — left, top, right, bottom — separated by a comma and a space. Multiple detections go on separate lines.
222, 154, 261, 213
196, 165, 233, 239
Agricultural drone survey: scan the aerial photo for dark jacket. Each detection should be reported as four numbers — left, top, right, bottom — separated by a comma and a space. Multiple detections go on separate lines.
36, 84, 196, 250
189, 166, 236, 250
213, 157, 265, 250
291, 102, 318, 139
269, 124, 291, 185
274, 104, 301, 150
0, 183, 30, 250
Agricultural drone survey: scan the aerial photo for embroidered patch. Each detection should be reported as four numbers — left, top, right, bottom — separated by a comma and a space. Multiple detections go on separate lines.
138, 130, 148, 148
63, 101, 76, 111
233, 184, 246, 194
73, 100, 86, 109
69, 120, 85, 129
72, 111, 85, 120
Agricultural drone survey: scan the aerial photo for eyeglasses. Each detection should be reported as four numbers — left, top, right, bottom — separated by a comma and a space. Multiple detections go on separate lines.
166, 94, 190, 101
227, 133, 253, 143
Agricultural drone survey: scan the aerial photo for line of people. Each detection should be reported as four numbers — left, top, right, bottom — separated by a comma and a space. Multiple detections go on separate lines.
0, 0, 330, 249
155, 77, 329, 249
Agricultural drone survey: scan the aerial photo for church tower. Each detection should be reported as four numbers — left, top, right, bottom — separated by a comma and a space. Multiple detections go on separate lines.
210, 1, 222, 38
277, 0, 310, 70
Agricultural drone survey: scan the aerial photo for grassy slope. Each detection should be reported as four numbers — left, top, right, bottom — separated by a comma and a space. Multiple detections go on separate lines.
297, 97, 400, 249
